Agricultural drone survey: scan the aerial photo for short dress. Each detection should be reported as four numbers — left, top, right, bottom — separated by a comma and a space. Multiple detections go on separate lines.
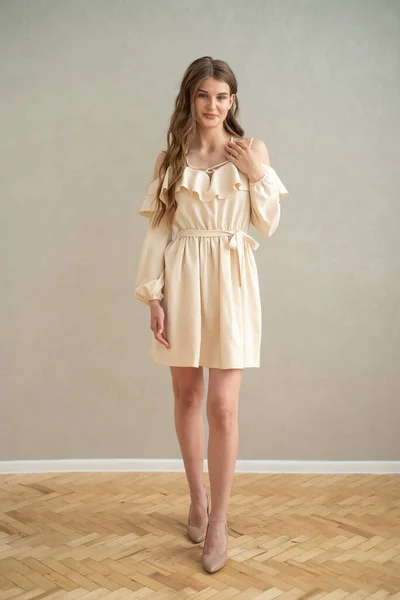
134, 136, 289, 369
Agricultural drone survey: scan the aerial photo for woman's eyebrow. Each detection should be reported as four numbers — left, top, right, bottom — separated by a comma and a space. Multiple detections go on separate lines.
198, 89, 229, 95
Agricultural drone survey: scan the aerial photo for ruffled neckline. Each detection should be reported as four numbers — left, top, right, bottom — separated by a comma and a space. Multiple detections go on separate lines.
175, 162, 248, 203
159, 162, 288, 203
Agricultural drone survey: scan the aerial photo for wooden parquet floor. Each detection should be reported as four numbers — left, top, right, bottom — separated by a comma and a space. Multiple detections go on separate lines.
0, 472, 399, 599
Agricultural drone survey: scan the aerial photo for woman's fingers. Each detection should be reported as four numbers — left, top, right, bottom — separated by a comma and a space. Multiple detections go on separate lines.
154, 328, 170, 348
227, 140, 245, 153
152, 321, 167, 346
152, 315, 171, 348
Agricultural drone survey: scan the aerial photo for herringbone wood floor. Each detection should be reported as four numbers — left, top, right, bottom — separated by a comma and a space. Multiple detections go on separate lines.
0, 472, 399, 599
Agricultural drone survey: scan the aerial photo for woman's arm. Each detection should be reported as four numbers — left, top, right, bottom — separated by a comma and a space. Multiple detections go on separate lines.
134, 151, 172, 306
249, 140, 289, 237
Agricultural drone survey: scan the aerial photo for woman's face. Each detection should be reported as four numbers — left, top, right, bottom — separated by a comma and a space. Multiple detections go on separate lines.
194, 78, 235, 127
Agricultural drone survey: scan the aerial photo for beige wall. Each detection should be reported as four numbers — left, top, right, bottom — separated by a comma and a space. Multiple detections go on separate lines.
1, 0, 399, 462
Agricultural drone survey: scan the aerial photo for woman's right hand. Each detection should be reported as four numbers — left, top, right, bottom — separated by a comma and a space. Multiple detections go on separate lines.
149, 300, 171, 348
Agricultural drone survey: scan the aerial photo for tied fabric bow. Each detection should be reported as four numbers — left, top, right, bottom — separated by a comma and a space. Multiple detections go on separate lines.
227, 231, 260, 287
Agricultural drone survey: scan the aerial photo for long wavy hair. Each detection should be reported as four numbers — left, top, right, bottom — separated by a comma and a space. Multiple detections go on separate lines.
149, 56, 245, 230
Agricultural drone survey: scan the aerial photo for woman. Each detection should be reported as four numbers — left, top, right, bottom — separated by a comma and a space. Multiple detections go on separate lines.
135, 56, 289, 573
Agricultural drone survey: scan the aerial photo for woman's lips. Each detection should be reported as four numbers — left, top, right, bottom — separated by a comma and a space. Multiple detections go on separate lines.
204, 114, 217, 119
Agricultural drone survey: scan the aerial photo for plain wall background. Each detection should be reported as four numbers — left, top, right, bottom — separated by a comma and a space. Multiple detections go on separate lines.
1, 0, 399, 462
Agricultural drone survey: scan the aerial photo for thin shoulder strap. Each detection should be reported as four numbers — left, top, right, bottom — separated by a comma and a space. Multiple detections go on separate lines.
248, 137, 254, 148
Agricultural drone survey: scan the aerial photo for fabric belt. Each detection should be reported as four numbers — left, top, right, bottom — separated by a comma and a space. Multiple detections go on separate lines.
175, 229, 259, 287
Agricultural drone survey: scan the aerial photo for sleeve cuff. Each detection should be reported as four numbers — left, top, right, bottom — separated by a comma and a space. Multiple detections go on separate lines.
249, 165, 289, 196
134, 275, 165, 306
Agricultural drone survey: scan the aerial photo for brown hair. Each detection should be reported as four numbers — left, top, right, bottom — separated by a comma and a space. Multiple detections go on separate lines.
149, 56, 244, 230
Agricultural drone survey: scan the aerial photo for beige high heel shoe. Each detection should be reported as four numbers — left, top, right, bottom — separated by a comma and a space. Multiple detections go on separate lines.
187, 487, 209, 543
201, 521, 228, 573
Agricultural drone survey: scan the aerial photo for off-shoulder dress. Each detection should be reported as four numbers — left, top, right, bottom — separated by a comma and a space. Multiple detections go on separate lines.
135, 136, 289, 369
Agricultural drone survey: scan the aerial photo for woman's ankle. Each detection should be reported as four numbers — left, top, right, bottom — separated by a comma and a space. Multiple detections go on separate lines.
190, 483, 207, 500
208, 516, 227, 525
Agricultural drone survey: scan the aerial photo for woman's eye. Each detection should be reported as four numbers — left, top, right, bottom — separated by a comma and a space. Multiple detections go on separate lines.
199, 93, 225, 100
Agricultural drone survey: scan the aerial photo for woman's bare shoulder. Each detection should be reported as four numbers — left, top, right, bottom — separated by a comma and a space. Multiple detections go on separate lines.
153, 150, 167, 180
247, 138, 270, 165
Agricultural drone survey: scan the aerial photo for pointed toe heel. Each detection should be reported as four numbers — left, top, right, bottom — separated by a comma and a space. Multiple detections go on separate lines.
201, 522, 228, 573
187, 487, 209, 543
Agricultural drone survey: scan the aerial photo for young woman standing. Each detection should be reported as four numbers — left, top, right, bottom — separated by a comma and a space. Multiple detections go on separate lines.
135, 56, 289, 573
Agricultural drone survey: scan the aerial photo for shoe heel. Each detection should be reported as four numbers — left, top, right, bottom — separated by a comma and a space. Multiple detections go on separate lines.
187, 486, 209, 544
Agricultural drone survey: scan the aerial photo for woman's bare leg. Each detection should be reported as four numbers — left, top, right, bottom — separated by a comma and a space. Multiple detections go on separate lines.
204, 367, 243, 554
170, 366, 208, 527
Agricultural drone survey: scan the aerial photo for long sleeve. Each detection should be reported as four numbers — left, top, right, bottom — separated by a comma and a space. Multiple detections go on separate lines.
249, 164, 289, 237
134, 177, 173, 307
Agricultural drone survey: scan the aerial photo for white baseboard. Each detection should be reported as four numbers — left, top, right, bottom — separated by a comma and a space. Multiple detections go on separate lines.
0, 459, 399, 474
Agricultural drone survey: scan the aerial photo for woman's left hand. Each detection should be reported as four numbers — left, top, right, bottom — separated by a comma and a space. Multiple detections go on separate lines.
225, 139, 264, 181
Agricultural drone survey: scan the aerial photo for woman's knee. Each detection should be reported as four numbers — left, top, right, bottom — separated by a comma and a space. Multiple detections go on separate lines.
206, 396, 238, 428
170, 366, 204, 408
206, 368, 242, 426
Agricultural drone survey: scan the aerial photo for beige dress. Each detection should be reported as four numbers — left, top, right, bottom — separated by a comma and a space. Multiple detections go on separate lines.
135, 136, 289, 369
